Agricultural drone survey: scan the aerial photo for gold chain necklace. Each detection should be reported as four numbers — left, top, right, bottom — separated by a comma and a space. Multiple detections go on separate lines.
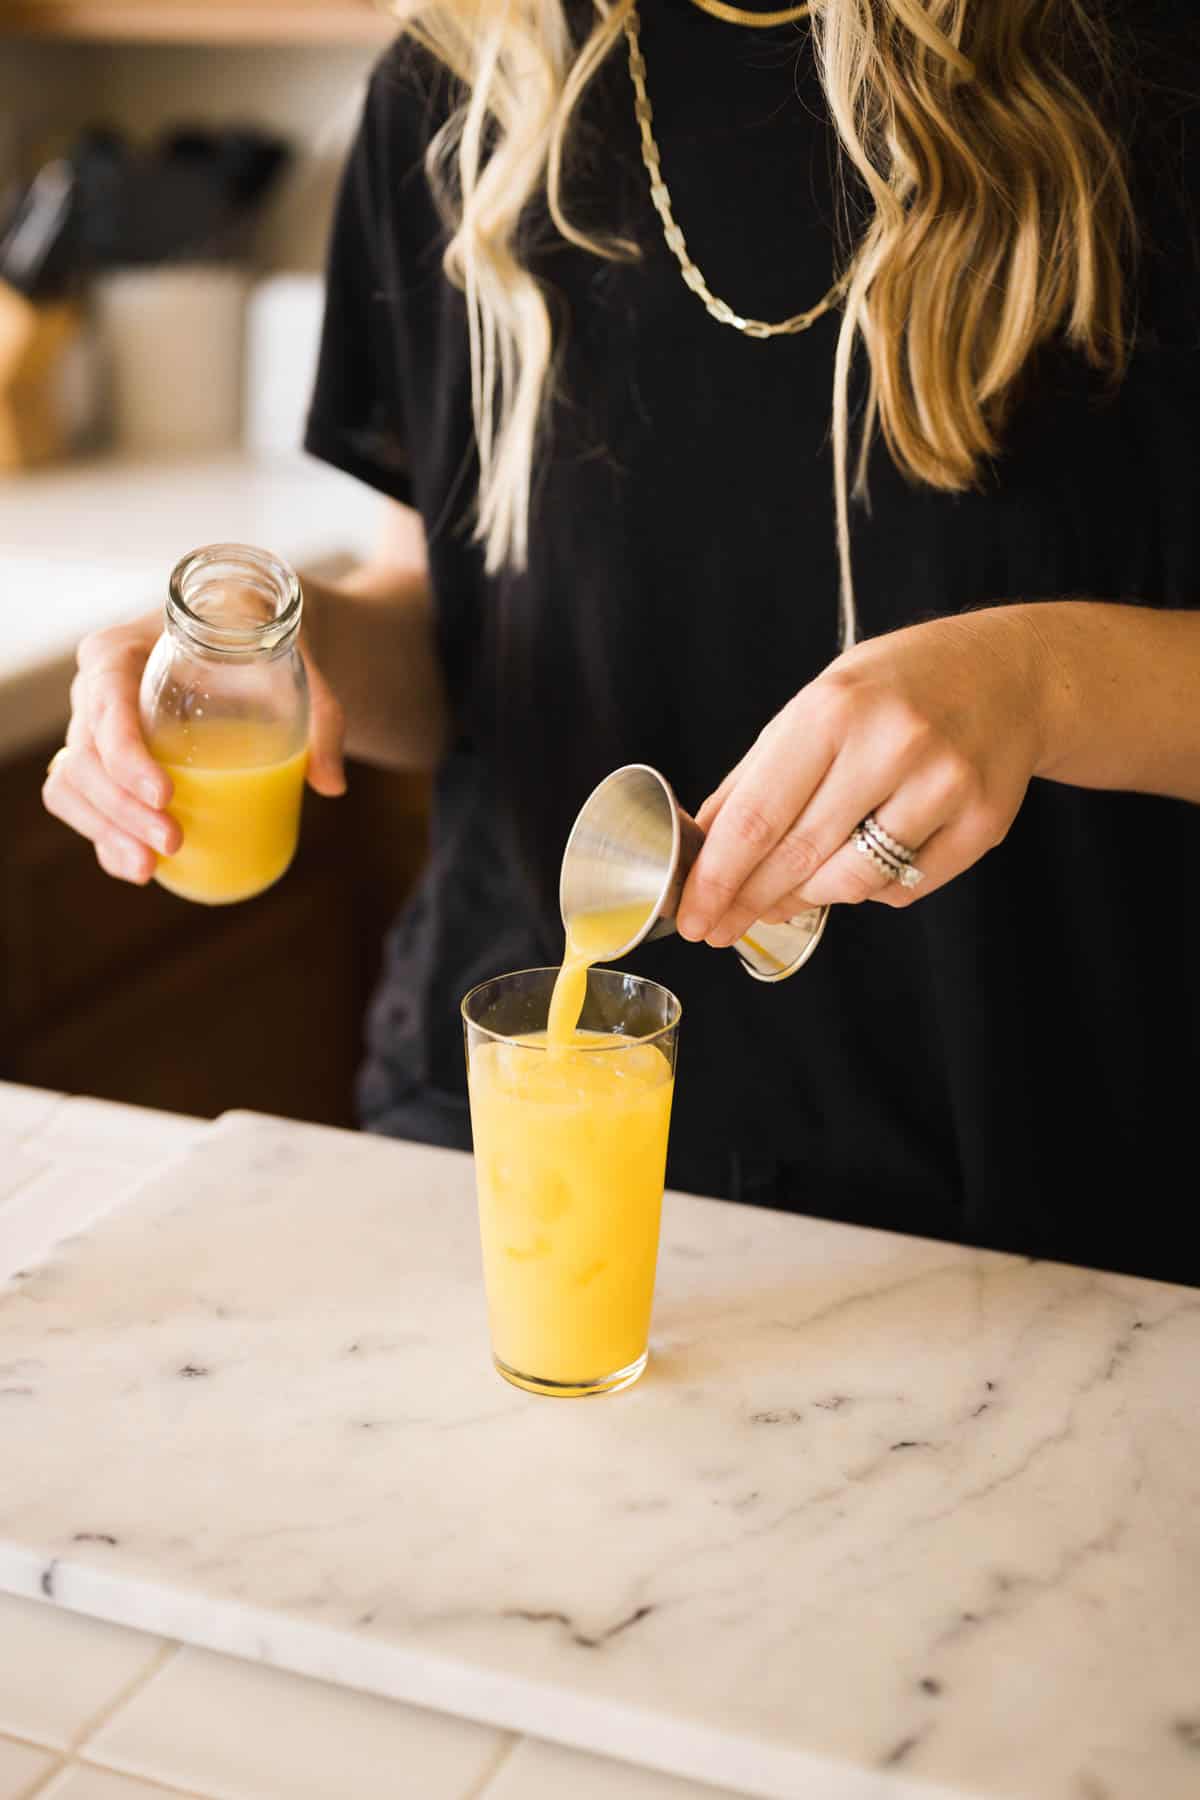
624, 8, 846, 340
688, 0, 812, 27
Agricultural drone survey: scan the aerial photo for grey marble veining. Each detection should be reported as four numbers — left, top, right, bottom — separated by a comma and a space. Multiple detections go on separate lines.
1, 1110, 1198, 1800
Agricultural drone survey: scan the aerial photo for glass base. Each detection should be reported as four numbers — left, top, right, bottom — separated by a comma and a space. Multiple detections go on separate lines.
493, 1349, 648, 1398
153, 854, 294, 908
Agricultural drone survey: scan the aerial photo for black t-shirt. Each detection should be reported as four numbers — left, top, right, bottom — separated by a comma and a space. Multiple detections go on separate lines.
305, 1, 1200, 1284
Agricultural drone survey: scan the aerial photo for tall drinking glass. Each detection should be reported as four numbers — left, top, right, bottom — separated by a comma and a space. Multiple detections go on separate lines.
463, 968, 681, 1397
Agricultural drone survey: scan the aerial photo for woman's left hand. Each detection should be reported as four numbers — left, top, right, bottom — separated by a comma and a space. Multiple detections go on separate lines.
676, 608, 1055, 944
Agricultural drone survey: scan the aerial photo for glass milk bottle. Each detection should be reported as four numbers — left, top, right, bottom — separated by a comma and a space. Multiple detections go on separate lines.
139, 543, 310, 905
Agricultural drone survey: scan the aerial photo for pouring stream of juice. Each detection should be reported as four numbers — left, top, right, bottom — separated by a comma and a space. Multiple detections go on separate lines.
546, 902, 654, 1046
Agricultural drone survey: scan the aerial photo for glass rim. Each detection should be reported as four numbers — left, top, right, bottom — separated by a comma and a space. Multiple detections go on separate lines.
461, 965, 682, 1053
167, 543, 303, 657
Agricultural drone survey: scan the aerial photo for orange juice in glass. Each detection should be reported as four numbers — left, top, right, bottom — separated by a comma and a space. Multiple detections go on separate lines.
463, 966, 680, 1396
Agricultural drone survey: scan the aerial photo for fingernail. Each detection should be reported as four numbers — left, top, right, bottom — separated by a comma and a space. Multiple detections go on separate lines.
153, 828, 172, 855
314, 764, 346, 796
676, 912, 705, 941
141, 779, 161, 806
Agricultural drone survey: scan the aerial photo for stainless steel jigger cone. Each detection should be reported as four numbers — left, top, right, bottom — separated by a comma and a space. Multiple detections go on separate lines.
559, 764, 829, 982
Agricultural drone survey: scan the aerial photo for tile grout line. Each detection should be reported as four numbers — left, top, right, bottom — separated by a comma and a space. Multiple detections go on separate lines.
68, 1638, 180, 1754
18, 1742, 218, 1800
464, 1732, 521, 1799
0, 1728, 65, 1757
74, 1754, 219, 1800
11, 1750, 66, 1800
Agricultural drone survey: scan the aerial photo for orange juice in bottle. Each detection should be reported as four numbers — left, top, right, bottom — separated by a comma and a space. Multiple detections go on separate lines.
140, 545, 309, 906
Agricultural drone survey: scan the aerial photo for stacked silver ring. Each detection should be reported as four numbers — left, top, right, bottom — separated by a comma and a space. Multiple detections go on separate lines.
852, 814, 925, 890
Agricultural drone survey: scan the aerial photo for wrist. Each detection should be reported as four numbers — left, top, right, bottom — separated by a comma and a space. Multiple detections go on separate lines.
990, 603, 1078, 778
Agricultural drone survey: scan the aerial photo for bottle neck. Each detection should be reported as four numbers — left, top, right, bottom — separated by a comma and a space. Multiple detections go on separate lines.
166, 544, 302, 661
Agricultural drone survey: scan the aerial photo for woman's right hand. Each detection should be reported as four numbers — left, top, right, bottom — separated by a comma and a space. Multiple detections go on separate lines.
42, 614, 179, 886
42, 615, 347, 886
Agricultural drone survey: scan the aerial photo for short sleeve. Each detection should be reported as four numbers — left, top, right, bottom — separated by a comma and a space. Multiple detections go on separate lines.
304, 60, 415, 506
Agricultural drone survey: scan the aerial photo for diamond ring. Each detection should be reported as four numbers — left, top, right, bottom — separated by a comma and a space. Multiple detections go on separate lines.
852, 815, 925, 890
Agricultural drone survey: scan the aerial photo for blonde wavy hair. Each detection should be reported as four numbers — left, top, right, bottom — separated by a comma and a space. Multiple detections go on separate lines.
401, 0, 1135, 645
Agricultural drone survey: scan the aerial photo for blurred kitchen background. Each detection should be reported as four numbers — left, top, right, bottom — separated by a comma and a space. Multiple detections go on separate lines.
0, 0, 430, 1129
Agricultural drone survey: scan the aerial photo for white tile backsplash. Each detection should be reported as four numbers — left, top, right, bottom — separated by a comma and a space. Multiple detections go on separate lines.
0, 1595, 167, 1753
0, 1733, 58, 1798
41, 1767, 195, 1800
88, 1648, 512, 1800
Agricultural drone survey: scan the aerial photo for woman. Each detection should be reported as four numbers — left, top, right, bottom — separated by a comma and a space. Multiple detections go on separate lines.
46, 0, 1200, 1283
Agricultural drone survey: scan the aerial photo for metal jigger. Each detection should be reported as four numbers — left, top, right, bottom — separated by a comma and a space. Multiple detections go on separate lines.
559, 764, 829, 983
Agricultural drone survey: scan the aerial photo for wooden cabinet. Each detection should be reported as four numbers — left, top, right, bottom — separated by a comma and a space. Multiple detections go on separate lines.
0, 0, 395, 45
1, 734, 429, 1127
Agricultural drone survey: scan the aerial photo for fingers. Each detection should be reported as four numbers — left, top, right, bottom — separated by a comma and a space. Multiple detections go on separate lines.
694, 755, 748, 835
864, 815, 1002, 910
691, 720, 1000, 938
75, 630, 171, 807
780, 776, 948, 913
792, 753, 1003, 909
794, 820, 926, 911
42, 759, 157, 885
757, 791, 1012, 922
698, 814, 831, 948
302, 644, 347, 797
45, 619, 175, 884
679, 616, 1033, 943
59, 743, 181, 856
92, 682, 172, 808
698, 749, 889, 946
694, 711, 793, 835
678, 704, 835, 941
758, 819, 922, 922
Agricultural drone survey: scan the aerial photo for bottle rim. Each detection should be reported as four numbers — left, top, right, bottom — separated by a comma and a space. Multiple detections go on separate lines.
167, 543, 302, 657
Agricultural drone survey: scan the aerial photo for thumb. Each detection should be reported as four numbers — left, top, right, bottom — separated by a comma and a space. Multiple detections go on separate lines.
302, 647, 347, 797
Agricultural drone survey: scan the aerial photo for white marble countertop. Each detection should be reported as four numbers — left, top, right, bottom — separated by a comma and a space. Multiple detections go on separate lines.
0, 1084, 747, 1800
0, 451, 380, 760
1, 1084, 1197, 1800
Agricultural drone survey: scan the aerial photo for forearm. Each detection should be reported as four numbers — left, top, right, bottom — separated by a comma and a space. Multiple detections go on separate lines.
302, 562, 449, 773
1000, 601, 1200, 803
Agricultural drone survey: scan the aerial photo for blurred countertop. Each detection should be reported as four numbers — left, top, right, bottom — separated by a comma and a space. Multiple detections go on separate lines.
0, 450, 381, 761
